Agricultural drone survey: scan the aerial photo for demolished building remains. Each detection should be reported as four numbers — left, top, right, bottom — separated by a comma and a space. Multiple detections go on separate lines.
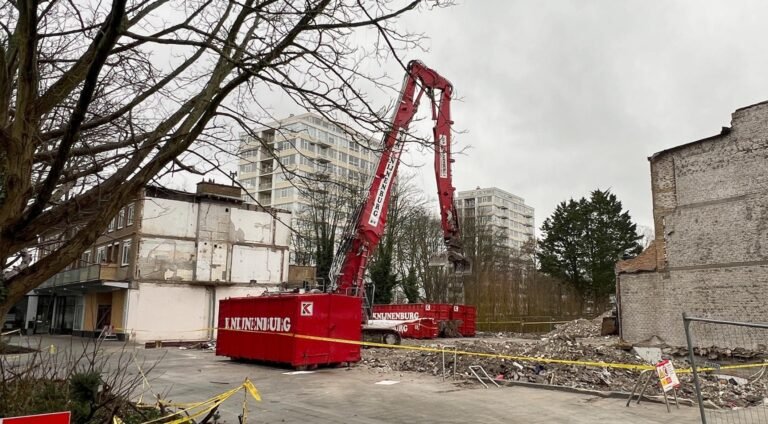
616, 101, 768, 347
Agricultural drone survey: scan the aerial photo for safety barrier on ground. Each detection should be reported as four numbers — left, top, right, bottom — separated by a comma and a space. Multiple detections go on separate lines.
683, 314, 768, 424
114, 378, 261, 424
19, 326, 768, 375
107, 326, 763, 374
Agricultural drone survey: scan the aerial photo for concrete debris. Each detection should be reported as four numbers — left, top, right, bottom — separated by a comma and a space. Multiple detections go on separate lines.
361, 316, 768, 409
664, 346, 768, 361
545, 314, 607, 341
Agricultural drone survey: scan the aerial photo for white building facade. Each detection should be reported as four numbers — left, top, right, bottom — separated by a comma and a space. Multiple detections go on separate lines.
456, 187, 535, 250
237, 113, 375, 263
35, 182, 291, 343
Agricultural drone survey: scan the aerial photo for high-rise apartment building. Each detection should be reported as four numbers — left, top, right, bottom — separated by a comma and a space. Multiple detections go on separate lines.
456, 187, 535, 250
237, 113, 375, 263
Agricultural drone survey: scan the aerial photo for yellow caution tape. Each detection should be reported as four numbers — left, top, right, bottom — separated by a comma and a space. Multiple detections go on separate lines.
135, 378, 261, 424
243, 379, 262, 402
114, 325, 768, 375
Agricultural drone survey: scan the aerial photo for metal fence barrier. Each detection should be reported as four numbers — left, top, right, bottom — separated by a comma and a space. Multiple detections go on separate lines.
683, 313, 768, 424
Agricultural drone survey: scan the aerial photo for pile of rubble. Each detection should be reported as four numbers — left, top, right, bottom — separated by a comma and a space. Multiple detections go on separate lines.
361, 316, 768, 409
547, 317, 603, 340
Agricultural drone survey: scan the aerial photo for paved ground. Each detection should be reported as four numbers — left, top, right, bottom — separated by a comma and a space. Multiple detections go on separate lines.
4, 335, 701, 423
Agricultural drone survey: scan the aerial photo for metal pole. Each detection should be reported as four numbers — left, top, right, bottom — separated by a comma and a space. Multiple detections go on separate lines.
441, 346, 446, 381
453, 347, 457, 379
683, 312, 707, 424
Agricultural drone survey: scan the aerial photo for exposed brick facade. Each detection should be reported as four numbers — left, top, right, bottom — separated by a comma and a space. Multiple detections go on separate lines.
616, 101, 768, 346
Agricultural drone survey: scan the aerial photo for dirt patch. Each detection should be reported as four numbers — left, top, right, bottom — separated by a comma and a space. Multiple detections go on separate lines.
0, 343, 38, 355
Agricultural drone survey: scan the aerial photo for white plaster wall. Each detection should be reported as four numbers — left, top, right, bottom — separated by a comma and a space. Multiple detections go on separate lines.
274, 212, 292, 246
124, 283, 210, 342
136, 238, 196, 281
141, 198, 198, 238
230, 208, 274, 244
230, 246, 285, 283
198, 202, 231, 241
195, 241, 228, 282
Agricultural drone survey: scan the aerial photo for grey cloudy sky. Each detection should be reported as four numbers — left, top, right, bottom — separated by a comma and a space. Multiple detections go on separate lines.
391, 0, 768, 232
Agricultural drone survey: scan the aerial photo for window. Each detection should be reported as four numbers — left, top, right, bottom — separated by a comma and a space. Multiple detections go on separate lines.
121, 241, 132, 266
283, 154, 296, 165
125, 204, 135, 226
117, 208, 126, 229
241, 148, 258, 157
348, 140, 360, 152
241, 178, 257, 189
300, 139, 315, 153
279, 188, 293, 198
348, 156, 359, 167
338, 152, 347, 163
106, 243, 119, 263
96, 246, 107, 263
108, 217, 116, 232
239, 163, 258, 173
81, 251, 92, 267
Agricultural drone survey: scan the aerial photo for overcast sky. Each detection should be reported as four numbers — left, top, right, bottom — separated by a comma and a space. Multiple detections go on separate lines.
185, 1, 768, 234
381, 0, 768, 233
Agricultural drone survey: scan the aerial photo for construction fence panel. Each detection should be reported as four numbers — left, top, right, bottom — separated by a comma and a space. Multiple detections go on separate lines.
683, 313, 768, 424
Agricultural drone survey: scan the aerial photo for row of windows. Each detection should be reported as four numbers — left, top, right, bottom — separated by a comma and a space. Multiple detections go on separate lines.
81, 239, 132, 267
276, 141, 374, 171
107, 204, 135, 232
461, 195, 532, 213
277, 153, 373, 175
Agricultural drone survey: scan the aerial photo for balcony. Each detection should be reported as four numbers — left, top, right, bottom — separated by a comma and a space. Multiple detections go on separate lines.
314, 139, 331, 148
37, 264, 129, 293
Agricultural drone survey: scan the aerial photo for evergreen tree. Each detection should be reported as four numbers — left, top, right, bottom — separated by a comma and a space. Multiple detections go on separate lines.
538, 189, 641, 302
401, 267, 421, 303
369, 237, 398, 304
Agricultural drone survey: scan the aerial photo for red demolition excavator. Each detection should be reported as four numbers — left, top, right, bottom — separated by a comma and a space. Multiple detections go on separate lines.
216, 61, 469, 368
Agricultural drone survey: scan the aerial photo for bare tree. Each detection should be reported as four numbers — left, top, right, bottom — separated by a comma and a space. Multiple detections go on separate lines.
292, 172, 366, 285
0, 0, 447, 317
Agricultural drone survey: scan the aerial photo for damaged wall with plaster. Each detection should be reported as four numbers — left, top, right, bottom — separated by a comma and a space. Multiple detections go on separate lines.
121, 189, 291, 342
618, 101, 768, 347
136, 197, 290, 284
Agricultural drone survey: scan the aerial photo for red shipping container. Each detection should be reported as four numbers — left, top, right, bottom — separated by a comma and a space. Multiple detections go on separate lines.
450, 304, 477, 337
216, 294, 362, 368
372, 303, 452, 321
391, 318, 439, 339
372, 304, 456, 339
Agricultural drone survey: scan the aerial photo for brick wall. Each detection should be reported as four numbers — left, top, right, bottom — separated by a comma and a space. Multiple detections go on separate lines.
619, 266, 768, 346
618, 101, 768, 347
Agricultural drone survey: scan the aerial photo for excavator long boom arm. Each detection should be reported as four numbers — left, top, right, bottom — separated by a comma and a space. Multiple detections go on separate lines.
330, 60, 468, 296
